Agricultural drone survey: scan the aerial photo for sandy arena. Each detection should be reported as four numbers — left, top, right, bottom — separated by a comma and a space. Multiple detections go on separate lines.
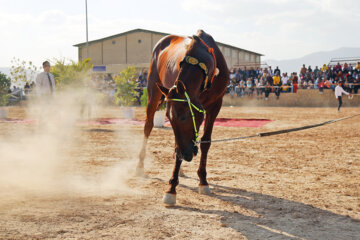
0, 105, 359, 239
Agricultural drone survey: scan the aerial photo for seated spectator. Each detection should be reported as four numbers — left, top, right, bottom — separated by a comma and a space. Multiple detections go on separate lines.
334, 62, 342, 72
240, 79, 246, 96
324, 79, 331, 89
314, 66, 320, 77
343, 62, 349, 73
353, 76, 359, 94
314, 78, 319, 89
355, 62, 360, 70
256, 77, 264, 98
229, 69, 236, 80
292, 72, 298, 93
246, 78, 253, 96
321, 64, 328, 72
281, 73, 289, 92
235, 82, 242, 97
307, 65, 313, 73
273, 72, 281, 99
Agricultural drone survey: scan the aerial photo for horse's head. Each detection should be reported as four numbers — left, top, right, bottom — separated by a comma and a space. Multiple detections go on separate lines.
157, 80, 205, 162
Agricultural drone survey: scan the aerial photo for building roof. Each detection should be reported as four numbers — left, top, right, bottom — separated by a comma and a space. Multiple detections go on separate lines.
74, 28, 263, 56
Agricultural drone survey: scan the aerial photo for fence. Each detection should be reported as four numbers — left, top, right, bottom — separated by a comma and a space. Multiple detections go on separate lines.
223, 89, 360, 107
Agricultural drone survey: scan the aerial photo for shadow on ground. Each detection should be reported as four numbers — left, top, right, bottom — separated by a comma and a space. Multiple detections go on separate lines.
153, 177, 359, 240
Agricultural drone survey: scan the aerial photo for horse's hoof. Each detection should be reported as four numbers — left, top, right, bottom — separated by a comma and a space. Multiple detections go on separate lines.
162, 193, 176, 206
135, 167, 146, 177
199, 185, 211, 195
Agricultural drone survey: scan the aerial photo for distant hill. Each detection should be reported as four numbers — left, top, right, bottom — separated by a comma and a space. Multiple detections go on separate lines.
263, 47, 360, 74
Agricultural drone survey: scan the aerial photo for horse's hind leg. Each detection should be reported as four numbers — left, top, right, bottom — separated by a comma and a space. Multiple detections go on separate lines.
136, 83, 163, 176
198, 99, 222, 194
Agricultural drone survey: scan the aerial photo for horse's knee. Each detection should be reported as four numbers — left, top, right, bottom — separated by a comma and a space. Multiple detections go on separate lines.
200, 141, 211, 152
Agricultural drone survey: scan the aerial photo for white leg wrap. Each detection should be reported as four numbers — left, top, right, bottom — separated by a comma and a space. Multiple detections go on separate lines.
199, 185, 211, 195
162, 193, 176, 206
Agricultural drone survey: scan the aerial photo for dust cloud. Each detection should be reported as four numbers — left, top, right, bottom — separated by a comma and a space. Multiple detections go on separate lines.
0, 89, 140, 198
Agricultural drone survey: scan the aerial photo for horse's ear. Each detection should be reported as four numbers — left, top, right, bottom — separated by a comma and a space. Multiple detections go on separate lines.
192, 35, 200, 42
175, 80, 186, 95
156, 83, 169, 96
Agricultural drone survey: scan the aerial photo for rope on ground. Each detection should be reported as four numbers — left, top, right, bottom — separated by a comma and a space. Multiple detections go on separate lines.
199, 113, 360, 144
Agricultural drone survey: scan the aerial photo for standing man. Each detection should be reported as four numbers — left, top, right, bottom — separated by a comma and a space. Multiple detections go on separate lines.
335, 81, 351, 112
35, 61, 55, 98
274, 66, 281, 76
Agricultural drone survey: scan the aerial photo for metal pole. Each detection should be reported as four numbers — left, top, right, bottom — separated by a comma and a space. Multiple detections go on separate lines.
85, 0, 89, 58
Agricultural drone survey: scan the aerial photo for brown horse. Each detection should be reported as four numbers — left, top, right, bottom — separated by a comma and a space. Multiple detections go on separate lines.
137, 30, 229, 205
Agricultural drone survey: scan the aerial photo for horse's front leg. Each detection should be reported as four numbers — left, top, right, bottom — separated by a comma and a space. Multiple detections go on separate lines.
162, 154, 182, 206
198, 99, 222, 195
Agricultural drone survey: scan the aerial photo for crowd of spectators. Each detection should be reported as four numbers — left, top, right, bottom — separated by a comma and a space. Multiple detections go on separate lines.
299, 62, 360, 93
226, 66, 299, 100
227, 61, 360, 99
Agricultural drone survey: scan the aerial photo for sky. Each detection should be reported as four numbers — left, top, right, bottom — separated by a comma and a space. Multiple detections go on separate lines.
1, 0, 359, 68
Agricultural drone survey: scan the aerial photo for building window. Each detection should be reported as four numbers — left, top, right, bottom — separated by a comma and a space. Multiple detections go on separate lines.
232, 49, 237, 59
224, 47, 230, 57
112, 40, 116, 45
138, 39, 142, 44
256, 56, 260, 63
245, 53, 249, 61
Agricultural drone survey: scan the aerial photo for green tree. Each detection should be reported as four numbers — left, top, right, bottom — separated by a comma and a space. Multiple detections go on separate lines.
114, 66, 139, 106
0, 72, 11, 106
50, 58, 93, 89
10, 58, 38, 87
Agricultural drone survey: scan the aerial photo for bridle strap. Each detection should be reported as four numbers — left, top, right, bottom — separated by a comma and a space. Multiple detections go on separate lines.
198, 37, 217, 88
166, 87, 206, 144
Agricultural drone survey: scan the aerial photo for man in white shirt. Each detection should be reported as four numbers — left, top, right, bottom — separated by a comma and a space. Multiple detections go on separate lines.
335, 81, 351, 112
35, 61, 55, 97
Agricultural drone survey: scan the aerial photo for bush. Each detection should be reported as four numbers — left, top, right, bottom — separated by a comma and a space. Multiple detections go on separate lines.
140, 87, 166, 110
0, 72, 11, 106
140, 88, 148, 107
50, 58, 93, 89
114, 66, 139, 106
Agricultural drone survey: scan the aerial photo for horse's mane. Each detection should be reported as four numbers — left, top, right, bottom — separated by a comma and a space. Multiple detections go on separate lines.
185, 30, 216, 54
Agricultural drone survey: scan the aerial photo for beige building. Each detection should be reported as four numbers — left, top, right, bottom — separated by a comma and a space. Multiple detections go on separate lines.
74, 29, 263, 73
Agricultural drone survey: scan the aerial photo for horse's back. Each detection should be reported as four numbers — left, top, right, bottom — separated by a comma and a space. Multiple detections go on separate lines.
151, 35, 191, 89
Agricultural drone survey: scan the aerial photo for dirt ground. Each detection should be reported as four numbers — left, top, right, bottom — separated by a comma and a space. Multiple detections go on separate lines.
0, 105, 359, 239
